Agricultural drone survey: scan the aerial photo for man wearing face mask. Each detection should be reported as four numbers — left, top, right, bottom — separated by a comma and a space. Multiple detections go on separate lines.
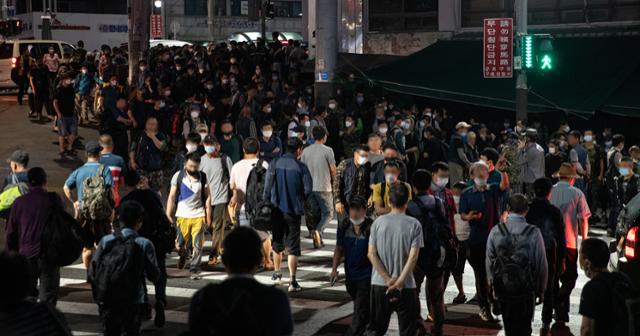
325, 98, 345, 160
330, 196, 373, 336
447, 122, 472, 186
517, 129, 546, 198
549, 163, 590, 330
567, 130, 590, 194
578, 238, 635, 336
458, 160, 509, 321
583, 129, 606, 224
219, 120, 242, 163
370, 144, 408, 185
609, 157, 640, 237
372, 160, 413, 216
199, 136, 233, 266
545, 140, 566, 183
334, 145, 372, 223
258, 122, 282, 163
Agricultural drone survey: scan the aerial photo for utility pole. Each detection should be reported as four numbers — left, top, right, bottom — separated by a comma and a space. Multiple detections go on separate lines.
207, 0, 215, 43
41, 6, 52, 40
260, 0, 266, 41
314, 0, 337, 107
515, 0, 528, 123
128, 0, 150, 85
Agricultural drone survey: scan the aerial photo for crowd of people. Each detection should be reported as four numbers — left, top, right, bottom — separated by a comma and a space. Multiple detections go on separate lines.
1, 34, 638, 336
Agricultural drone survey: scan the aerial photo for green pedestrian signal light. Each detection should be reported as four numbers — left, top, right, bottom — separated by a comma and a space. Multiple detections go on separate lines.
521, 34, 555, 72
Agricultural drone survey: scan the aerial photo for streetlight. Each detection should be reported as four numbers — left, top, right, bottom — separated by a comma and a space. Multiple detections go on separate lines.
154, 0, 162, 8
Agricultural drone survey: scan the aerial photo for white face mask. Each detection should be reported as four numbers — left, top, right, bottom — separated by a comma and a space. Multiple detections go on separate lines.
204, 146, 216, 154
303, 121, 311, 127
206, 84, 214, 90
563, 126, 570, 133
262, 130, 273, 138
385, 173, 397, 184
345, 121, 353, 128
357, 156, 368, 166
139, 66, 146, 72
328, 103, 336, 110
110, 80, 118, 86
584, 135, 593, 142
453, 195, 460, 205
159, 101, 166, 108
199, 68, 205, 74
350, 217, 365, 225
81, 69, 88, 74
434, 177, 449, 188
164, 90, 171, 96
548, 147, 556, 154
199, 133, 208, 141
379, 127, 388, 134
474, 178, 487, 186
401, 121, 411, 130
191, 111, 199, 119
185, 143, 198, 153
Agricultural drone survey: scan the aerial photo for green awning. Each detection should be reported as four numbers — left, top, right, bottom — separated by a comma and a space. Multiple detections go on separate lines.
366, 36, 640, 118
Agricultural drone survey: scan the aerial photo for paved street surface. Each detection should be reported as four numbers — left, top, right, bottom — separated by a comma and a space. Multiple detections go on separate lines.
0, 100, 594, 335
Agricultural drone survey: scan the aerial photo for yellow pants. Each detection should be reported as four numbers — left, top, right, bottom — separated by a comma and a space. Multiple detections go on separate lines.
176, 217, 205, 272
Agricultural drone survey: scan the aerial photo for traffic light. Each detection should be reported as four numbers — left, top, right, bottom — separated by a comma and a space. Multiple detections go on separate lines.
521, 34, 555, 72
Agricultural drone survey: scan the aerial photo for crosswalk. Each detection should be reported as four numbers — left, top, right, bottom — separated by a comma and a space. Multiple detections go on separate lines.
55, 221, 587, 335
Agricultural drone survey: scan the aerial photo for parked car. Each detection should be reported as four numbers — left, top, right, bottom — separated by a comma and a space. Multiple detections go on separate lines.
149, 39, 193, 48
0, 39, 75, 88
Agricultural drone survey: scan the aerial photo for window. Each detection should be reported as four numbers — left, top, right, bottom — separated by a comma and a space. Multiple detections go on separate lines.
461, 0, 640, 27
56, 0, 127, 14
368, 0, 438, 32
62, 43, 76, 57
185, 0, 207, 16
273, 1, 303, 17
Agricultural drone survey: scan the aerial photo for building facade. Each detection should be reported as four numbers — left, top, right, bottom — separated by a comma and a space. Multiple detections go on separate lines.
339, 0, 640, 55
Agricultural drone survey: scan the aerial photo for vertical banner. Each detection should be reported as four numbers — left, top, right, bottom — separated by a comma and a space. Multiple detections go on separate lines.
483, 18, 513, 78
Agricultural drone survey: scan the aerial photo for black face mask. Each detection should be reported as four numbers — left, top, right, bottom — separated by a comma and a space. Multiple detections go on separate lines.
186, 170, 199, 177
384, 156, 395, 162
223, 131, 233, 136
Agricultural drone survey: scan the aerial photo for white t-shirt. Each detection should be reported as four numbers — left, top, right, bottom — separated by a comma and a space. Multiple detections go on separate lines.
171, 171, 207, 218
230, 158, 269, 201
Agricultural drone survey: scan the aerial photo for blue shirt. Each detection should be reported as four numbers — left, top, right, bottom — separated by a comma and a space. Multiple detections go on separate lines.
336, 221, 372, 282
65, 162, 114, 201
263, 153, 312, 216
93, 228, 159, 304
459, 184, 505, 246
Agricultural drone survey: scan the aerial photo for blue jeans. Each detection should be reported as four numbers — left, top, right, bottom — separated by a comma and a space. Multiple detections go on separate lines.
308, 191, 333, 235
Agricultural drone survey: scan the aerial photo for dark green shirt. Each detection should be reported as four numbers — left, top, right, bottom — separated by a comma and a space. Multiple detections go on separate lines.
220, 135, 242, 163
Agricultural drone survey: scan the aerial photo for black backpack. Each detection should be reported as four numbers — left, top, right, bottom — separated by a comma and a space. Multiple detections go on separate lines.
491, 223, 536, 300
40, 193, 85, 267
90, 231, 144, 305
412, 197, 457, 273
174, 170, 208, 208
246, 159, 277, 231
606, 272, 640, 336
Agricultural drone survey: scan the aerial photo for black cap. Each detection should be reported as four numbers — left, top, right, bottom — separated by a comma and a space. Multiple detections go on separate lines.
7, 150, 29, 165
84, 141, 102, 154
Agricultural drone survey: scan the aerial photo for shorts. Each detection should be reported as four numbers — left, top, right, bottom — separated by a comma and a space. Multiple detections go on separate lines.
58, 116, 78, 136
79, 214, 112, 248
271, 210, 301, 256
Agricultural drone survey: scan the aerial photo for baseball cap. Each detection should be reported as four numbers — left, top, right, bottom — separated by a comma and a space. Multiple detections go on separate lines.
7, 150, 29, 166
84, 141, 102, 154
456, 121, 471, 129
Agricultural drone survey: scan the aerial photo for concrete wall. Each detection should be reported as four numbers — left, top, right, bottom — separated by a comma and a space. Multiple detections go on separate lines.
363, 31, 452, 55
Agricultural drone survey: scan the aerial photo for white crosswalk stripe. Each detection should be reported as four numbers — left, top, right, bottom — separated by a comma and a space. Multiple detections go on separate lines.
57, 219, 588, 335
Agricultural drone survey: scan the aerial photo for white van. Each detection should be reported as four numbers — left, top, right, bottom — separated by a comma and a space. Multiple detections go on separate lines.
0, 40, 76, 88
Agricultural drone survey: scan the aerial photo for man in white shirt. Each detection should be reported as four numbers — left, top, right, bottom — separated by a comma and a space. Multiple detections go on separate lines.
229, 137, 271, 269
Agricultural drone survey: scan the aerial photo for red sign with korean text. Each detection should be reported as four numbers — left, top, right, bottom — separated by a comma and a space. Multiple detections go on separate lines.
483, 18, 513, 78
151, 15, 163, 38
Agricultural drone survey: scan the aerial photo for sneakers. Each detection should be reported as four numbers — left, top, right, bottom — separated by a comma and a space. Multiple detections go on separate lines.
452, 293, 467, 304
154, 301, 166, 328
491, 302, 502, 316
288, 279, 302, 293
190, 272, 202, 280
271, 272, 283, 285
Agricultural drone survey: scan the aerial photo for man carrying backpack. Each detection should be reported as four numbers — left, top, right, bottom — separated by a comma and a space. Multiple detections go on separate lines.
6, 167, 62, 306
166, 152, 211, 280
486, 194, 547, 336
230, 137, 272, 269
525, 177, 566, 335
579, 238, 638, 336
90, 200, 160, 336
63, 141, 114, 271
406, 169, 451, 336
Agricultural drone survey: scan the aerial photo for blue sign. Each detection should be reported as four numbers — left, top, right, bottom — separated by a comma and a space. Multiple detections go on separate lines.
317, 72, 329, 82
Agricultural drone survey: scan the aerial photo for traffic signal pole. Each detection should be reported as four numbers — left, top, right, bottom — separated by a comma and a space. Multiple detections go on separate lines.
314, 0, 337, 107
515, 0, 528, 123
207, 0, 215, 43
